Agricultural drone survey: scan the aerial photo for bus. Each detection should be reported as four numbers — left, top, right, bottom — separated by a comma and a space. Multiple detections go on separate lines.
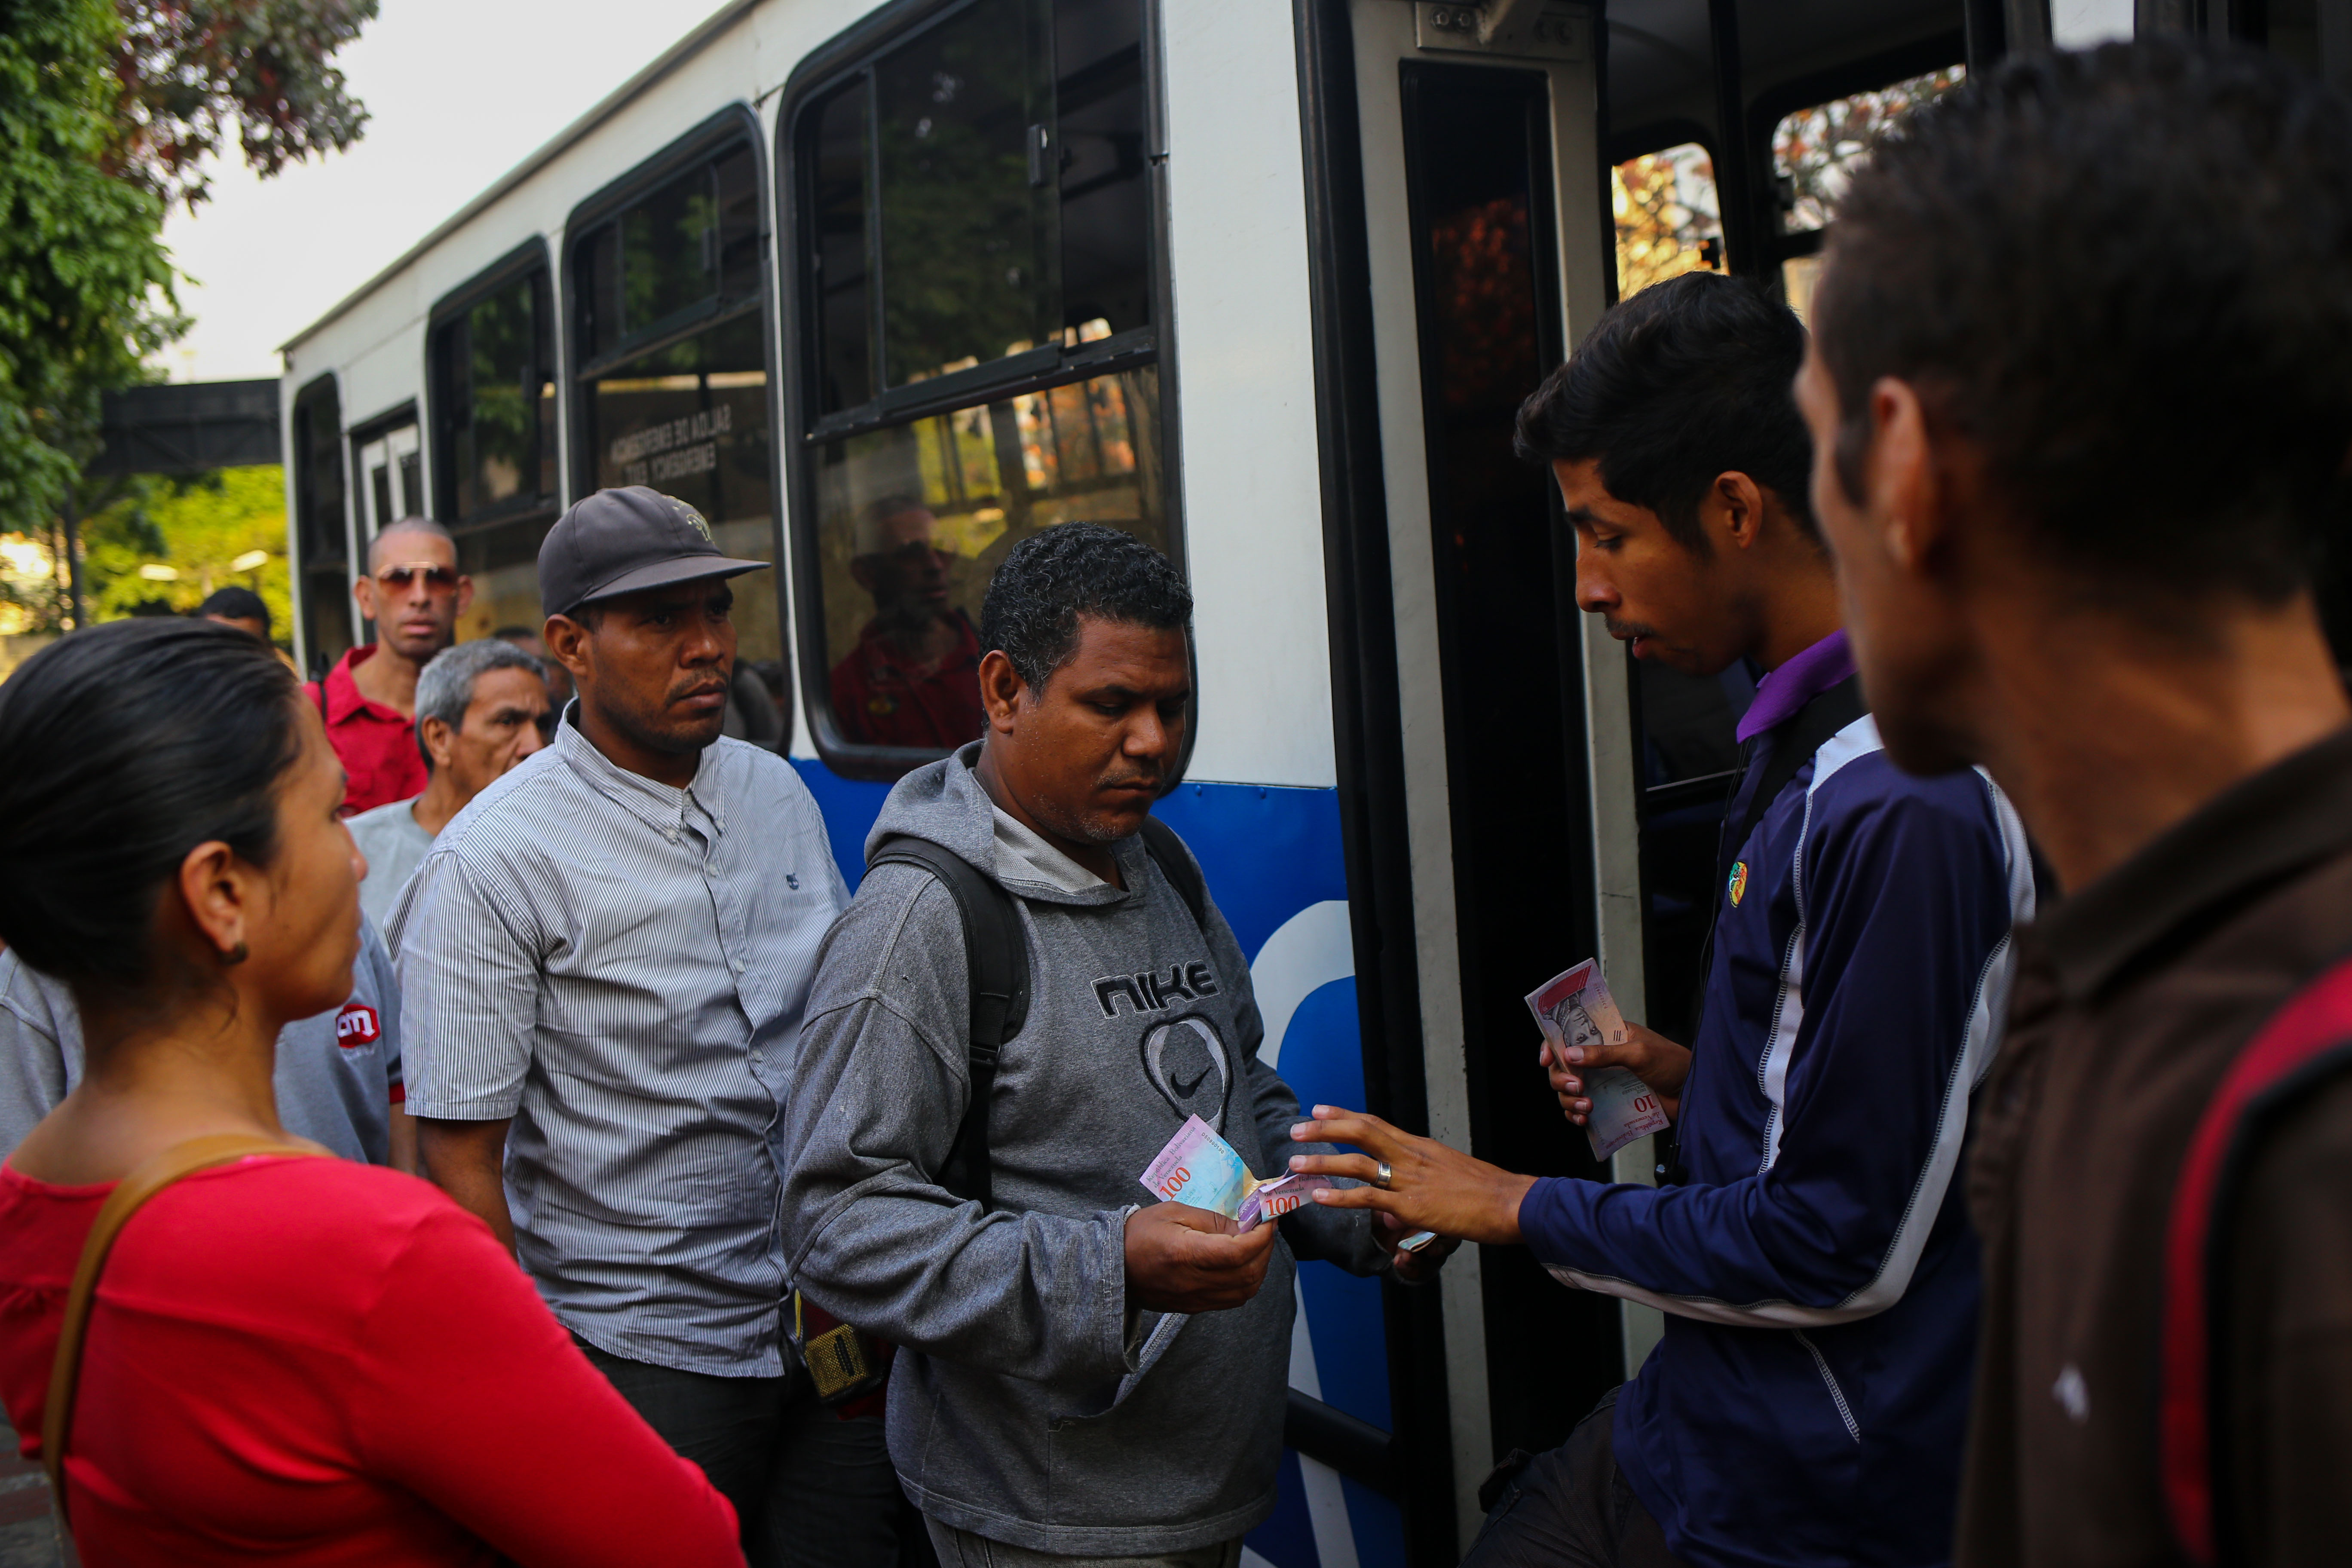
278, 2, 2342, 1561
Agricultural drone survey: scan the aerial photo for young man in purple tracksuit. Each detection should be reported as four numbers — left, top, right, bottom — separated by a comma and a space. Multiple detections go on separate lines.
1290, 274, 2031, 1568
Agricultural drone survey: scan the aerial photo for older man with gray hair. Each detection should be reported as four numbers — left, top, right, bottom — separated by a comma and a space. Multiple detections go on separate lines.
347, 637, 552, 926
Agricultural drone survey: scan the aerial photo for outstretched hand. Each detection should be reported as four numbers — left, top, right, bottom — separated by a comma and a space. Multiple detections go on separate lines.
1286, 1107, 1534, 1246
1124, 1201, 1280, 1313
1546, 1021, 1691, 1126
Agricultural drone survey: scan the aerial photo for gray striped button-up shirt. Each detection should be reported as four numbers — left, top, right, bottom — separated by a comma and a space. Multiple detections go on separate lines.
391, 715, 848, 1376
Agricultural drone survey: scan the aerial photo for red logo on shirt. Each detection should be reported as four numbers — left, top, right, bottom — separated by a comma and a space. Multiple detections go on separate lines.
335, 1003, 380, 1048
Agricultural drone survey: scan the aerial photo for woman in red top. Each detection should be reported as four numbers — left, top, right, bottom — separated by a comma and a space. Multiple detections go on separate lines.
0, 619, 742, 1566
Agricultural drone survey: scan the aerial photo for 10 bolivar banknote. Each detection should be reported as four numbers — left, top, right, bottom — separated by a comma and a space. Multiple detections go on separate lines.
1525, 958, 1671, 1161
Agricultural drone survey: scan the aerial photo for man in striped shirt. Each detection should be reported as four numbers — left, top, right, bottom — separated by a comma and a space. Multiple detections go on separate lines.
392, 487, 901, 1568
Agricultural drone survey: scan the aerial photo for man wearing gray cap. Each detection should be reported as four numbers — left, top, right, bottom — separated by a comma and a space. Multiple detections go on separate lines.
391, 487, 899, 1568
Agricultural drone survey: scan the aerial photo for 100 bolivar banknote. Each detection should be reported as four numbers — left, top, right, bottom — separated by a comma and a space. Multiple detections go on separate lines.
1525, 959, 1671, 1161
1139, 1115, 1332, 1230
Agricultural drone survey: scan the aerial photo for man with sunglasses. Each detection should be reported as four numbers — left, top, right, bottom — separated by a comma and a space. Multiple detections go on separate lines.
308, 518, 474, 815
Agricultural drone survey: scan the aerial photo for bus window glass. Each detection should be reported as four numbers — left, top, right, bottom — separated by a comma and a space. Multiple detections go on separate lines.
1771, 67, 1963, 235
292, 379, 351, 675
812, 79, 874, 415
581, 224, 623, 361
1612, 143, 1722, 299
1054, 0, 1149, 339
584, 312, 781, 669
438, 270, 555, 521
812, 364, 1162, 750
621, 166, 716, 335
716, 147, 763, 304
875, 0, 1053, 386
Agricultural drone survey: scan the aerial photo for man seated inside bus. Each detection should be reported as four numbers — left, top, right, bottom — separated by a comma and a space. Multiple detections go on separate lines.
1286, 273, 2033, 1568
829, 496, 984, 748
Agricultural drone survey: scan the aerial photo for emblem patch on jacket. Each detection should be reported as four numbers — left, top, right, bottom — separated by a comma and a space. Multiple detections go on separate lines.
1727, 861, 1749, 907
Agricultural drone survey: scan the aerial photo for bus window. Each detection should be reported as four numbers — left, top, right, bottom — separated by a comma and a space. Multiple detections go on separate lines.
571, 132, 784, 687
433, 262, 557, 524
291, 376, 352, 677
353, 419, 421, 539
812, 365, 1162, 750
1053, 0, 1149, 341
1770, 67, 1964, 236
789, 0, 1169, 769
810, 79, 873, 417
874, 0, 1054, 387
1612, 142, 1722, 300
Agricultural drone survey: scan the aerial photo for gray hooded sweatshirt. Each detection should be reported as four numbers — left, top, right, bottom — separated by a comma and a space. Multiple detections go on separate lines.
778, 744, 1390, 1556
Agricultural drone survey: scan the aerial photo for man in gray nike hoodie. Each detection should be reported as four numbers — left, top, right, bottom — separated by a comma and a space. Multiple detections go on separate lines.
778, 526, 1450, 1568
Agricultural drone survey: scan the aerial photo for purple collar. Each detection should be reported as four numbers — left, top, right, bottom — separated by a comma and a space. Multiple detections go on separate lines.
1735, 629, 1856, 744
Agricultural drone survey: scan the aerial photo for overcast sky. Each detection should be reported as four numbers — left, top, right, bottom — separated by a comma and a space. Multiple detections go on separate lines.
161, 0, 728, 383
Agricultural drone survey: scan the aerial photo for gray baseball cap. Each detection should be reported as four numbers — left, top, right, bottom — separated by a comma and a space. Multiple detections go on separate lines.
537, 487, 769, 616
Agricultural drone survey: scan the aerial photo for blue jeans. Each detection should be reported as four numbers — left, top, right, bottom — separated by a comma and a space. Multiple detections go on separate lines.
576, 1338, 919, 1568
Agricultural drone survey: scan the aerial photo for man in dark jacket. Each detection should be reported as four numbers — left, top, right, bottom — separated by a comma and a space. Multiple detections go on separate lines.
1290, 275, 2031, 1568
1793, 38, 2352, 1567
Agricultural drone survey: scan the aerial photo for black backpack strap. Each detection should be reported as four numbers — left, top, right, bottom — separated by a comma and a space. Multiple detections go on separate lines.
1724, 674, 1868, 865
866, 835, 1029, 1208
1137, 815, 1209, 933
863, 817, 1206, 1209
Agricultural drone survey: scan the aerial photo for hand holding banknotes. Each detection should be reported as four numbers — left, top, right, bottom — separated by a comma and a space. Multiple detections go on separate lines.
1547, 1019, 1692, 1127
1124, 1202, 1279, 1313
1285, 1107, 1537, 1246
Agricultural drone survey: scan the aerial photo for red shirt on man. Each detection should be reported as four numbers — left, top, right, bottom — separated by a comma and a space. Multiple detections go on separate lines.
306, 645, 427, 817
829, 613, 985, 750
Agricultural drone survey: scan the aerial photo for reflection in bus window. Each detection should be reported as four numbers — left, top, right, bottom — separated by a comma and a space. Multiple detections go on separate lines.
434, 269, 556, 522
1771, 67, 1964, 235
794, 0, 1164, 759
811, 80, 874, 415
1612, 143, 1722, 300
1055, 0, 1149, 338
585, 313, 780, 670
876, 0, 1053, 387
815, 365, 1163, 749
578, 147, 764, 361
811, 0, 1153, 401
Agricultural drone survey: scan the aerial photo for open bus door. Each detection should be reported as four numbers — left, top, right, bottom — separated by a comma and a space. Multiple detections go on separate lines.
1298, 5, 1643, 1559
1298, 1, 1988, 1559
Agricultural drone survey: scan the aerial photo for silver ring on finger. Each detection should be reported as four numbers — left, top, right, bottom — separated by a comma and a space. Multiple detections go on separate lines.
1373, 1160, 1394, 1191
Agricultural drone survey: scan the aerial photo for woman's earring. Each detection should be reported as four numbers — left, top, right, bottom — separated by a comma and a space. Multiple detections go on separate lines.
221, 942, 249, 966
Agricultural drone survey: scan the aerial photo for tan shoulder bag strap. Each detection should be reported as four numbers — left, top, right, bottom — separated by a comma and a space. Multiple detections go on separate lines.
40, 1134, 321, 1515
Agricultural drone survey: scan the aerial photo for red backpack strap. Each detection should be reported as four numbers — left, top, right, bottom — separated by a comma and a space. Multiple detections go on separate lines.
2161, 953, 2352, 1564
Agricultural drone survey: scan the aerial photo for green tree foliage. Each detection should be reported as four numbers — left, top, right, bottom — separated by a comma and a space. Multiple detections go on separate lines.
112, 0, 379, 211
0, 0, 375, 605
0, 0, 178, 536
84, 464, 291, 633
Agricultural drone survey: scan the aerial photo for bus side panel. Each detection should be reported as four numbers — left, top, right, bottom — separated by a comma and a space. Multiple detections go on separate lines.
790, 760, 1404, 1568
